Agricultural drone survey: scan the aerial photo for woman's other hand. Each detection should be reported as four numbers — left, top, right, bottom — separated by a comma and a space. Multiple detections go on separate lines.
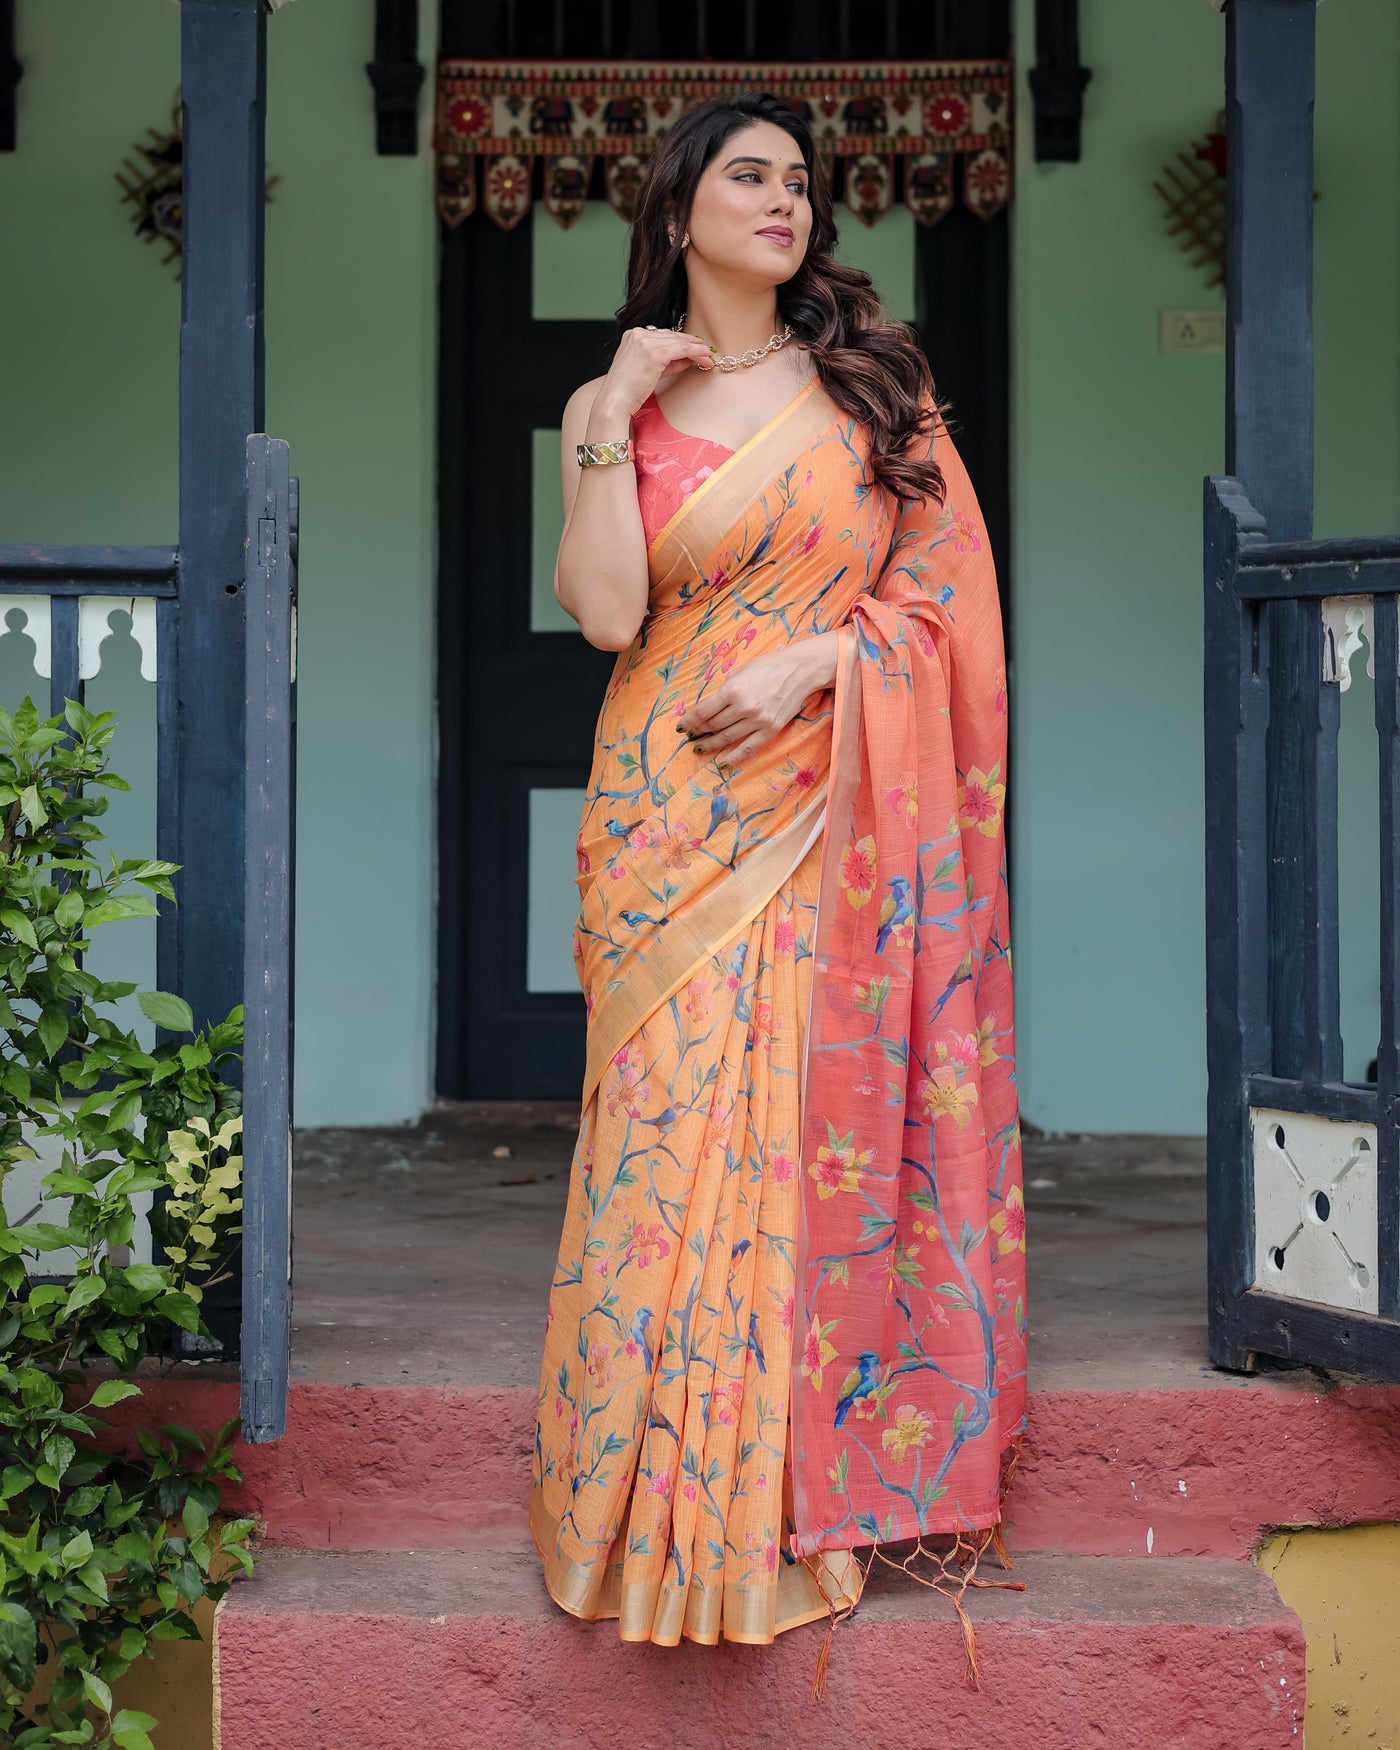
676, 631, 843, 764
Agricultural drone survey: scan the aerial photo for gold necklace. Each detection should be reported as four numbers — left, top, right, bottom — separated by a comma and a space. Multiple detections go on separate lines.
672, 313, 795, 372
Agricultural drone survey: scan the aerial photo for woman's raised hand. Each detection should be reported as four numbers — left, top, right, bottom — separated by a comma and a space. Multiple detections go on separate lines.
595, 324, 717, 421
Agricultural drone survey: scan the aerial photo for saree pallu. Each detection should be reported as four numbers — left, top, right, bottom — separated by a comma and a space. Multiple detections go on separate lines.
530, 373, 1027, 1656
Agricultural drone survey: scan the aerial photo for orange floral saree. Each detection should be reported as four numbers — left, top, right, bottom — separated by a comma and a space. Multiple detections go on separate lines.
530, 373, 1026, 1659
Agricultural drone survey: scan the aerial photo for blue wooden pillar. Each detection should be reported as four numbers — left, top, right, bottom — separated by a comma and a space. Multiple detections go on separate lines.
1224, 0, 1337, 1087
169, 0, 265, 1036
168, 0, 267, 1357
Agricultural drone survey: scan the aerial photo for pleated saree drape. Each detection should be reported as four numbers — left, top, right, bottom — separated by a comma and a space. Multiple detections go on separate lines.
530, 374, 1027, 1656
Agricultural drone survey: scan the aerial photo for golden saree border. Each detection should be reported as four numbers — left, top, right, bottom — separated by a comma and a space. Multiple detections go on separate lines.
645, 373, 842, 585
581, 797, 827, 1104
528, 1486, 864, 1647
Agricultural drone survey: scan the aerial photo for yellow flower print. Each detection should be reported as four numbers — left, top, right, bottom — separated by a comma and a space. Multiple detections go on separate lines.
957, 764, 1005, 838
989, 1184, 1026, 1256
918, 1066, 979, 1130
883, 773, 919, 827
801, 1316, 840, 1393
881, 1403, 934, 1462
808, 1128, 874, 1199
838, 835, 877, 910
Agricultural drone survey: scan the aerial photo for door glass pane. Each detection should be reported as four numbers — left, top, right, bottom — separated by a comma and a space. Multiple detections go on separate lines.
527, 787, 586, 992
532, 427, 576, 631
834, 212, 915, 322
533, 201, 632, 321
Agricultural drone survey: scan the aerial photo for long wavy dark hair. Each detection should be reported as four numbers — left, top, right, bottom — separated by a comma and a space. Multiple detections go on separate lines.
615, 90, 952, 510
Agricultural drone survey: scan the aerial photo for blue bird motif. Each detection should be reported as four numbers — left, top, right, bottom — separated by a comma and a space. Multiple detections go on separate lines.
928, 949, 975, 1023
629, 1306, 655, 1375
605, 817, 632, 837
875, 874, 915, 955
833, 1350, 883, 1427
746, 1310, 767, 1375
618, 908, 662, 929
706, 790, 736, 840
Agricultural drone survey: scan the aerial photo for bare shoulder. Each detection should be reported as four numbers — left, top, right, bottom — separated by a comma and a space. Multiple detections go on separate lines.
561, 375, 613, 437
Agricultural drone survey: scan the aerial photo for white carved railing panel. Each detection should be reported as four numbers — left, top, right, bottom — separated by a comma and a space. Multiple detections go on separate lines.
1, 596, 53, 678
1251, 1105, 1379, 1314
1321, 594, 1377, 692
79, 597, 159, 682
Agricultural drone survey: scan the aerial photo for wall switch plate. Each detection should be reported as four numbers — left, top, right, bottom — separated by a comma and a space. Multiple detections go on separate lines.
1161, 309, 1226, 354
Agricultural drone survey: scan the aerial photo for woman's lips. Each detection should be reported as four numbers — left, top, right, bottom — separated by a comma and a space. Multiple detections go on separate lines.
756, 228, 793, 246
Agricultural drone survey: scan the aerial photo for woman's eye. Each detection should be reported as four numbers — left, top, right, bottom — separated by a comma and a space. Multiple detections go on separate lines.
736, 171, 807, 194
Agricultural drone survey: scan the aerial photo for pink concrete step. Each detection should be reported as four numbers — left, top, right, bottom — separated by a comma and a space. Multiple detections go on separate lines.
212, 1545, 1304, 1750
103, 1372, 1400, 1561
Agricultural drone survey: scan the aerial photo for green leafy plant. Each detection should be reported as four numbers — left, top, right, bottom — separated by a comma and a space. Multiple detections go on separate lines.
0, 699, 254, 1748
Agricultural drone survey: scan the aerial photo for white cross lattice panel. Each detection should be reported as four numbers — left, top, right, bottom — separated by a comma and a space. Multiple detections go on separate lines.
1251, 1106, 1378, 1314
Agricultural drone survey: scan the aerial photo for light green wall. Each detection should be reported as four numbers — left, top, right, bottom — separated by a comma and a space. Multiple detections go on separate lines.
1009, 0, 1400, 1133
0, 0, 437, 1126
3, 2, 1394, 1131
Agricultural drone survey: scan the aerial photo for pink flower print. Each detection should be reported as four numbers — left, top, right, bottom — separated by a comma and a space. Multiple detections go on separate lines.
593, 1257, 609, 1278
763, 1538, 779, 1574
914, 622, 937, 657
657, 819, 703, 871
950, 511, 982, 552
710, 1381, 742, 1426
683, 974, 711, 1023
853, 1069, 879, 1097
605, 1044, 650, 1118
804, 470, 814, 486
792, 765, 818, 792
622, 1217, 672, 1269
576, 834, 591, 875
769, 1150, 796, 1185
554, 1394, 567, 1418
647, 1469, 674, 1500
774, 917, 796, 955
794, 522, 824, 557
579, 1141, 594, 1176
608, 862, 627, 881
934, 1031, 982, 1074
586, 1341, 613, 1388
683, 1482, 698, 1502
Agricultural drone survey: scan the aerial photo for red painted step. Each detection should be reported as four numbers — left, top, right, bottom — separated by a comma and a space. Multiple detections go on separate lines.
212, 1545, 1305, 1750
100, 1372, 1400, 1560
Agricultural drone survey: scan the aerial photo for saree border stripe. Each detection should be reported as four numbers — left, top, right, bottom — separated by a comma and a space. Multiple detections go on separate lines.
581, 797, 827, 1103
645, 374, 839, 578
529, 1487, 862, 1644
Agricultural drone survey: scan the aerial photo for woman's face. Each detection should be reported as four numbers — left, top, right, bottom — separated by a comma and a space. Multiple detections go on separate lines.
681, 119, 813, 283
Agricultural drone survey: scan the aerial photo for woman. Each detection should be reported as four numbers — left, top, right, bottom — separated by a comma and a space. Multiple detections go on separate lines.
530, 90, 1026, 1677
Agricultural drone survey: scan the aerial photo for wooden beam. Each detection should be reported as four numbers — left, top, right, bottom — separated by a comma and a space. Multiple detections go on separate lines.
173, 0, 268, 1359
1028, 0, 1091, 163
0, 0, 20, 153
1226, 0, 1328, 1086
367, 0, 425, 156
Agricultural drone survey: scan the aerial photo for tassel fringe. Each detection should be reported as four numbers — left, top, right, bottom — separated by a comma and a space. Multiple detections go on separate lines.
803, 1430, 1027, 1700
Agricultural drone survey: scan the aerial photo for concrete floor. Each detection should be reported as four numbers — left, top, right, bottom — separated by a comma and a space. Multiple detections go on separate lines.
287, 1104, 1261, 1394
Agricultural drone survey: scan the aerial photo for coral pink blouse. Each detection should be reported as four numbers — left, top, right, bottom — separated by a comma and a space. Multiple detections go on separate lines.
631, 391, 735, 550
